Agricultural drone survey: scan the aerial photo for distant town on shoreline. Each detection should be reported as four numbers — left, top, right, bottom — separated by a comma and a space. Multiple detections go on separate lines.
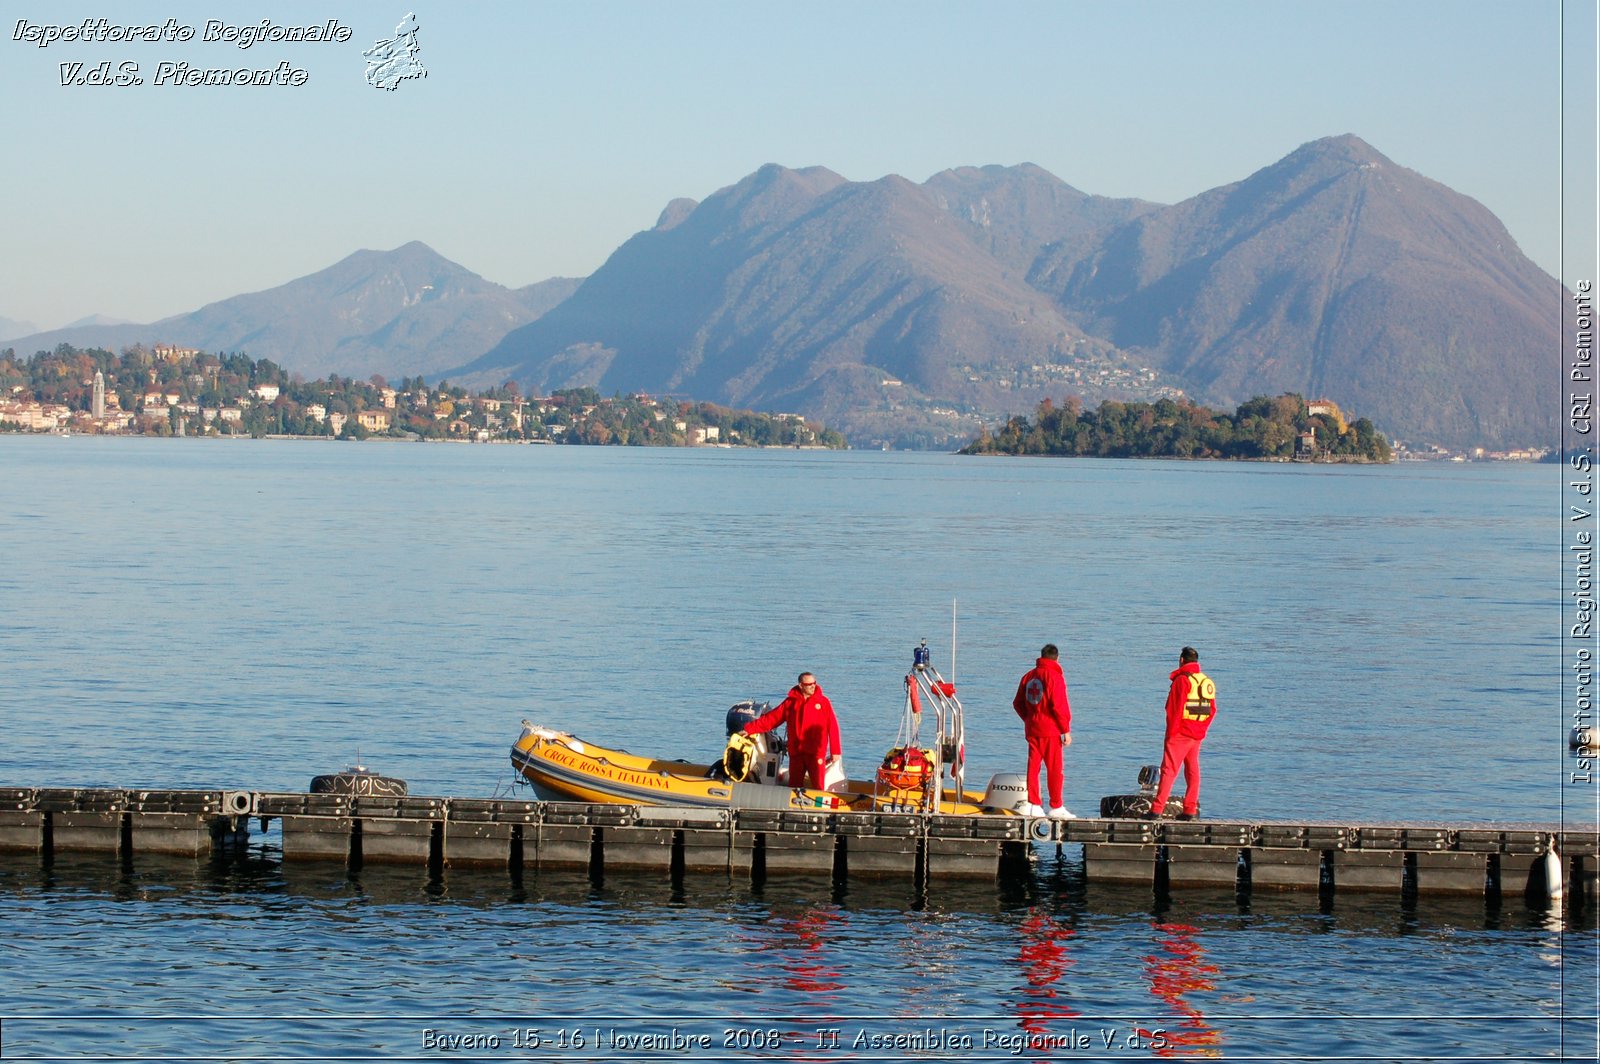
0, 344, 847, 448
0, 343, 1551, 462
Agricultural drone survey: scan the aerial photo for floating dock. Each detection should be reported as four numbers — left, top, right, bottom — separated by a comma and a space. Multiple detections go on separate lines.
1, 787, 1593, 903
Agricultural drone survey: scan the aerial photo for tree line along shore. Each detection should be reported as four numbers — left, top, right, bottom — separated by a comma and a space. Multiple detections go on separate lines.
961, 393, 1393, 462
0, 344, 846, 448
3, 343, 1395, 460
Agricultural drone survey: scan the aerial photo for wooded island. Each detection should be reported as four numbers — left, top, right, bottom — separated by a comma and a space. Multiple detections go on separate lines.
962, 394, 1392, 462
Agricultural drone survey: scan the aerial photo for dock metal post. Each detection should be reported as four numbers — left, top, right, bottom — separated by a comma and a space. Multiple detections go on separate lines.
263, 793, 357, 863
279, 815, 355, 862
1476, 831, 1564, 901
635, 807, 730, 874
1079, 819, 1161, 885
925, 814, 1021, 879
728, 827, 760, 877
742, 811, 834, 875
438, 799, 540, 869
1330, 850, 1406, 892
1161, 821, 1251, 890
1559, 830, 1598, 905
1083, 842, 1159, 884
831, 813, 916, 878
1249, 825, 1342, 891
598, 825, 676, 870
50, 811, 126, 856
774, 836, 834, 873
536, 804, 606, 870
127, 813, 218, 858
0, 811, 45, 853
27, 789, 127, 858
348, 796, 444, 865
442, 820, 521, 867
125, 791, 253, 860
0, 788, 44, 853
1408, 852, 1489, 894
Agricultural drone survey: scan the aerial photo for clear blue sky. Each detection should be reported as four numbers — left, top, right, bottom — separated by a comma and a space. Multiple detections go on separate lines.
2, 0, 1593, 331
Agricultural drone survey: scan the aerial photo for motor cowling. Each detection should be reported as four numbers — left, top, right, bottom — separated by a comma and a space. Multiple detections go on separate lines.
725, 699, 769, 736
982, 773, 1030, 813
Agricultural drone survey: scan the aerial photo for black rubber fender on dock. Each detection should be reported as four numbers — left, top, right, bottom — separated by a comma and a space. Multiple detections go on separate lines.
310, 771, 408, 797
1099, 793, 1187, 818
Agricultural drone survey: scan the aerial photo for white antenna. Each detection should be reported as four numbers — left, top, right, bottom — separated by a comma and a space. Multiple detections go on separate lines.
951, 598, 958, 682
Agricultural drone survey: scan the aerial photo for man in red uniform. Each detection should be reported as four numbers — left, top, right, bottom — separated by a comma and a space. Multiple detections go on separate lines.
1150, 646, 1217, 820
1012, 644, 1073, 819
743, 671, 842, 790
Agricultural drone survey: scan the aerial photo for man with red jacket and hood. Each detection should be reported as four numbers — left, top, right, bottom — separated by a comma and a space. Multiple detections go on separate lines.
1149, 646, 1217, 820
743, 671, 842, 790
1012, 644, 1073, 819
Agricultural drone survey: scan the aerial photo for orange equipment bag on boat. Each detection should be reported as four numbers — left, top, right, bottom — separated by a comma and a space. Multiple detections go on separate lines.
876, 745, 935, 790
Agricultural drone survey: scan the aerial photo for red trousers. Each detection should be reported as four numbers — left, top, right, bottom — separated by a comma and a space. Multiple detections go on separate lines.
1025, 733, 1064, 808
789, 748, 828, 790
1153, 734, 1202, 815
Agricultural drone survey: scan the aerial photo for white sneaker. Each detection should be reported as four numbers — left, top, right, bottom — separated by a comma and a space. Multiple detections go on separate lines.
1023, 803, 1046, 817
1047, 806, 1075, 820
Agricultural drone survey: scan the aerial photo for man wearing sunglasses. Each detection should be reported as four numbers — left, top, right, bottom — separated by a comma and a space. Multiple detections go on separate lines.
742, 671, 843, 790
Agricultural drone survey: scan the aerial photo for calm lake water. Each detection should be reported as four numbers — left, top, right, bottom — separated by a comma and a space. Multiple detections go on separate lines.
0, 436, 1593, 1060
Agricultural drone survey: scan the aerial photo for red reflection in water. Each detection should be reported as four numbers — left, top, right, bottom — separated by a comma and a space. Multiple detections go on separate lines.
750, 907, 848, 1063
773, 907, 847, 995
732, 906, 847, 997
1138, 921, 1222, 1057
1014, 910, 1081, 1038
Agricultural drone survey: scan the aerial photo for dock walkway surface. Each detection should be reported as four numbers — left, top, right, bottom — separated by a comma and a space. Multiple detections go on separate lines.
2, 786, 1594, 902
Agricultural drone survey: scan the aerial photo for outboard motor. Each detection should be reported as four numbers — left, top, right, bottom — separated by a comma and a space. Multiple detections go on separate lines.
723, 730, 784, 785
1100, 764, 1188, 819
725, 699, 769, 736
982, 773, 1031, 813
721, 700, 783, 784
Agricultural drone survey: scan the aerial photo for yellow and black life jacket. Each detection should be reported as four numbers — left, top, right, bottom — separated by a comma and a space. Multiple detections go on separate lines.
1181, 671, 1216, 722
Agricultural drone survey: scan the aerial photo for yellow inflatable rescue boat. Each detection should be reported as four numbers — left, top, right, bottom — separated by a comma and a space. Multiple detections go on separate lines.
510, 643, 1018, 817
511, 723, 991, 813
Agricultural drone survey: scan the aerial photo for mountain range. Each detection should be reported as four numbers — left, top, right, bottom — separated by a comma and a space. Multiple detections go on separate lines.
5, 135, 1561, 448
1027, 136, 1559, 449
0, 315, 39, 343
8, 243, 581, 383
